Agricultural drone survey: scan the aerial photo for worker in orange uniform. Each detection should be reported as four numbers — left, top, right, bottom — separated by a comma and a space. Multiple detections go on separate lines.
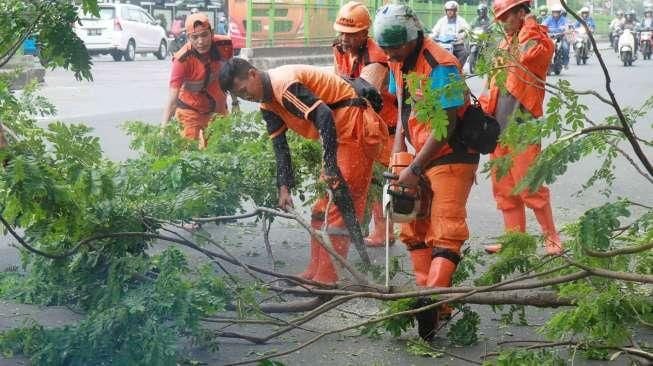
479, 0, 562, 256
332, 1, 398, 247
218, 58, 388, 285
161, 13, 234, 145
373, 4, 479, 340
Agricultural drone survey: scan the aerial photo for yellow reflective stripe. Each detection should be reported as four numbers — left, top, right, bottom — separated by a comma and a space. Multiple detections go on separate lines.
182, 80, 204, 92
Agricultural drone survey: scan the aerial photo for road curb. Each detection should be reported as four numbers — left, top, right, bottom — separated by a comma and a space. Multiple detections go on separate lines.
0, 55, 45, 90
240, 46, 333, 69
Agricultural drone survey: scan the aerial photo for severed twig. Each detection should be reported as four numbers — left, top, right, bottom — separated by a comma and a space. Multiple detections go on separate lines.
261, 213, 275, 267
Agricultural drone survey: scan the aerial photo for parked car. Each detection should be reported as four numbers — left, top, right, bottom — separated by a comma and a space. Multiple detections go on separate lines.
74, 3, 168, 61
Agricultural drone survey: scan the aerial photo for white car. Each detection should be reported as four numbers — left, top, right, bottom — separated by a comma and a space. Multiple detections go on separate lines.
75, 3, 168, 61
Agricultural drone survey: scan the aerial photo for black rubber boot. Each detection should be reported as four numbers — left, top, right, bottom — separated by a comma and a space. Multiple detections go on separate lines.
414, 297, 439, 341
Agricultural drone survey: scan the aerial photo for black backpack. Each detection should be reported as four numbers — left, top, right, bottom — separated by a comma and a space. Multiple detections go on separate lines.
453, 94, 500, 154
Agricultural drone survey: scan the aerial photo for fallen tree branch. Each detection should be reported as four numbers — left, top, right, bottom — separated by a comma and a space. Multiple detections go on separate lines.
583, 241, 653, 258
483, 340, 653, 362
200, 317, 286, 326
222, 265, 588, 364
566, 259, 653, 284
194, 207, 376, 288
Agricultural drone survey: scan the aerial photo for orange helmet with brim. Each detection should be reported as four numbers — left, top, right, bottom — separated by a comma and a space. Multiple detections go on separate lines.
334, 1, 372, 33
493, 0, 531, 20
185, 13, 212, 35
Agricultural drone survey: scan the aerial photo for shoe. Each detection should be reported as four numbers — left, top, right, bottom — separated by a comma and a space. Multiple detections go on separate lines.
484, 244, 502, 254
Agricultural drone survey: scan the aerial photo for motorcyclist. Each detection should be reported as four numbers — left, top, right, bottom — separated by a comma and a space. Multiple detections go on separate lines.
472, 3, 492, 31
536, 5, 548, 23
217, 16, 228, 35
574, 7, 596, 32
642, 8, 653, 29
542, 4, 570, 68
622, 10, 639, 30
609, 10, 625, 45
431, 0, 470, 66
621, 10, 640, 56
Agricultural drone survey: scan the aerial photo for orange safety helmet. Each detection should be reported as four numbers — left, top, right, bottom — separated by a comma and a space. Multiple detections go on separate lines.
185, 12, 212, 34
333, 1, 372, 33
493, 0, 531, 20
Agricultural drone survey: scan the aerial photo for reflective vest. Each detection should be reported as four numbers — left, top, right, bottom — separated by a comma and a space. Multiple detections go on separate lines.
388, 38, 467, 159
173, 35, 233, 114
333, 38, 398, 129
480, 17, 553, 118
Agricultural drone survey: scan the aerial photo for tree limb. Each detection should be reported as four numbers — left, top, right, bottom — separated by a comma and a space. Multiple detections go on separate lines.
566, 259, 653, 284
583, 241, 653, 258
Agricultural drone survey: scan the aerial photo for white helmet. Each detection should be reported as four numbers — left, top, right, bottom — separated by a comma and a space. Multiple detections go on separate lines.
580, 6, 590, 14
445, 1, 459, 10
551, 4, 563, 12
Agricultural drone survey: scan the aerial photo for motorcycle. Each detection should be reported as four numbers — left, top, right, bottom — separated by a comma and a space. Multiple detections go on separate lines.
639, 28, 653, 60
573, 26, 590, 65
468, 26, 486, 74
618, 28, 636, 66
548, 33, 564, 75
433, 32, 468, 67
167, 30, 187, 55
613, 27, 623, 53
435, 34, 455, 54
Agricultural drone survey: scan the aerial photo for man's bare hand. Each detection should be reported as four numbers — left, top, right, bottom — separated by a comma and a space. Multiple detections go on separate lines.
278, 185, 294, 211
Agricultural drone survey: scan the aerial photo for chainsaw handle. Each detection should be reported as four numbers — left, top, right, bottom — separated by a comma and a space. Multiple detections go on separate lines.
382, 171, 399, 180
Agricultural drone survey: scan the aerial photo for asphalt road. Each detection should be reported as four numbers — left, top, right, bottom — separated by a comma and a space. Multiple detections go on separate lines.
0, 47, 651, 365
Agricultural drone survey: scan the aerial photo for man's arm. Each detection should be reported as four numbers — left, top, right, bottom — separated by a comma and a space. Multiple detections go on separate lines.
431, 18, 444, 38
161, 88, 180, 127
162, 59, 185, 127
519, 18, 555, 65
262, 109, 295, 210
281, 83, 339, 177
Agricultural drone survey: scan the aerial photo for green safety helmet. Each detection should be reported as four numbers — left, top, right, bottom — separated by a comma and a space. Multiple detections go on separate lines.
538, 5, 548, 14
373, 4, 423, 47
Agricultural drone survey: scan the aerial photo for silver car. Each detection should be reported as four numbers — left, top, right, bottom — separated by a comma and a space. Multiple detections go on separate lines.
75, 3, 168, 61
